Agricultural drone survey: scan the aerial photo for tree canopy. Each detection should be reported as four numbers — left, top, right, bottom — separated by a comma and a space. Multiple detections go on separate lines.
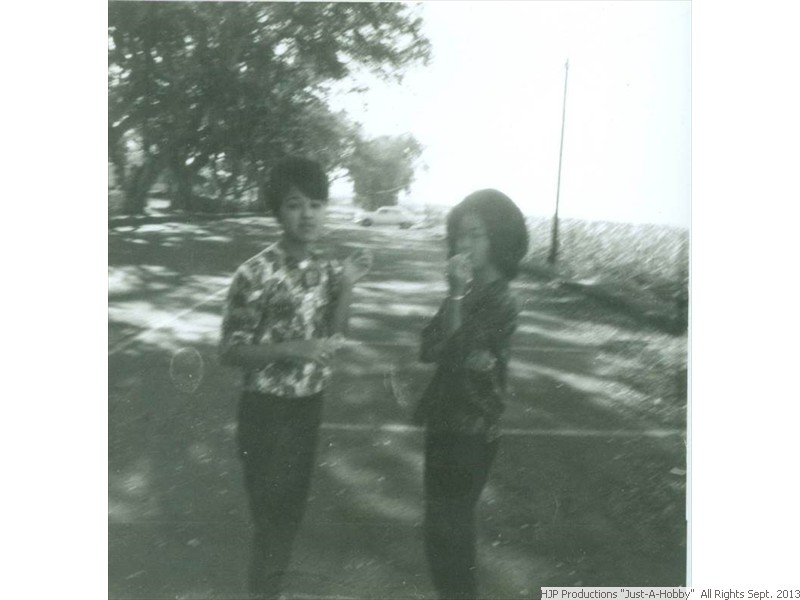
348, 134, 424, 210
108, 1, 430, 214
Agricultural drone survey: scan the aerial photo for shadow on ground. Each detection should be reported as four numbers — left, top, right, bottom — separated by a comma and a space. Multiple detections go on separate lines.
109, 217, 687, 599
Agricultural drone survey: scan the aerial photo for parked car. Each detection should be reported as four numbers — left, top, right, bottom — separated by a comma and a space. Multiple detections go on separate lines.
353, 206, 417, 228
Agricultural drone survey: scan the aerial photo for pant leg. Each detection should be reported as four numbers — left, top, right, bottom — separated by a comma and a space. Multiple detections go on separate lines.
423, 432, 498, 600
237, 392, 324, 599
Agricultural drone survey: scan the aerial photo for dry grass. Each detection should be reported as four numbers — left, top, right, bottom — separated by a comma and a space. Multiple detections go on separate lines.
524, 216, 689, 319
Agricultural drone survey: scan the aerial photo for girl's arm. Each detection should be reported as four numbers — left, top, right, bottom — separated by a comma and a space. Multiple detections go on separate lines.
330, 281, 354, 336
442, 253, 470, 336
220, 339, 333, 369
420, 254, 471, 362
330, 249, 373, 336
420, 296, 464, 363
464, 291, 519, 371
420, 308, 446, 363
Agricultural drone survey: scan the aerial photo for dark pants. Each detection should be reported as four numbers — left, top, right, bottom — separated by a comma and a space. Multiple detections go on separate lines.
423, 432, 499, 600
237, 391, 324, 599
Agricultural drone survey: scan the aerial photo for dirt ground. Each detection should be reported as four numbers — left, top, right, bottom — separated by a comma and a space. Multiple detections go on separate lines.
108, 214, 687, 599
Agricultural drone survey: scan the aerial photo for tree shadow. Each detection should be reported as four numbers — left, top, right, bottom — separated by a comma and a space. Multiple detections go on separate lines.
483, 432, 686, 590
109, 216, 687, 597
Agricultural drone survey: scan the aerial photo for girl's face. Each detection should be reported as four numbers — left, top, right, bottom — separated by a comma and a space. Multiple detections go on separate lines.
278, 185, 326, 245
454, 212, 493, 273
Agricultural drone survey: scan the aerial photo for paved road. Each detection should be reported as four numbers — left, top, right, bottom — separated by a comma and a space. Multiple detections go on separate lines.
109, 215, 687, 599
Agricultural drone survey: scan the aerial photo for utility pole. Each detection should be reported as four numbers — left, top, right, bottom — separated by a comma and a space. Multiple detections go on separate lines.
548, 59, 569, 266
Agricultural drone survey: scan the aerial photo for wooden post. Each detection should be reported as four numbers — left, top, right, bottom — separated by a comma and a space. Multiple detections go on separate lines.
548, 59, 569, 266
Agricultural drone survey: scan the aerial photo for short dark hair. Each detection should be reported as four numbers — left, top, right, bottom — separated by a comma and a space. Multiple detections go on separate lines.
446, 189, 529, 280
266, 157, 329, 214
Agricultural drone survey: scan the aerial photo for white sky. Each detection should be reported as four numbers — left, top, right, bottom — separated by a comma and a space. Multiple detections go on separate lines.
329, 1, 691, 227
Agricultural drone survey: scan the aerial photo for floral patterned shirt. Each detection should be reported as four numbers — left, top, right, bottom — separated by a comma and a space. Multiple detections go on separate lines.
219, 242, 343, 398
413, 279, 520, 440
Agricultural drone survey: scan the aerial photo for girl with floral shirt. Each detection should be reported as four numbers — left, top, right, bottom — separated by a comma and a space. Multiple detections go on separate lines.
220, 157, 371, 600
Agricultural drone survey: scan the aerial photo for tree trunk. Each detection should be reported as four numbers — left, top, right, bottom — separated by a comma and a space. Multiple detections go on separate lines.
170, 152, 213, 212
108, 128, 128, 190
257, 170, 270, 214
122, 155, 162, 215
217, 158, 241, 206
170, 159, 195, 212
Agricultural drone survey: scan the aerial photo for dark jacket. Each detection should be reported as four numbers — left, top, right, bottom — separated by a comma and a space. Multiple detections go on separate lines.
413, 279, 519, 439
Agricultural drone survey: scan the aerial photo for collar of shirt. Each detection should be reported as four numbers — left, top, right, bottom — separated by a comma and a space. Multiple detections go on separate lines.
271, 242, 325, 268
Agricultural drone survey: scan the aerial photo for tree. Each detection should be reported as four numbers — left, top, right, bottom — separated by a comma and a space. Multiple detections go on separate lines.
108, 2, 431, 215
347, 134, 424, 210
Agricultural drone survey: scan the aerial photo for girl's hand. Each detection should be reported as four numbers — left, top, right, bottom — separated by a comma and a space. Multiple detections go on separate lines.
289, 339, 339, 366
446, 253, 472, 295
343, 248, 373, 285
326, 333, 349, 352
465, 349, 497, 372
